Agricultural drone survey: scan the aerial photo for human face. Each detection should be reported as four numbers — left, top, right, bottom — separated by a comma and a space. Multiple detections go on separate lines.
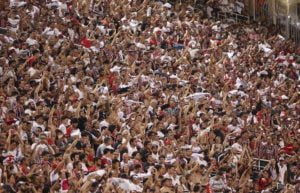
168, 166, 176, 175
10, 141, 17, 150
152, 145, 158, 154
159, 157, 165, 164
166, 179, 172, 187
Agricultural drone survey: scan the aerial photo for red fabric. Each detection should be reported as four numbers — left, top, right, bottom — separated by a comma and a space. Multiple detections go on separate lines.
108, 73, 116, 87
87, 153, 94, 162
281, 144, 295, 155
81, 38, 92, 48
47, 138, 54, 145
27, 56, 37, 65
256, 142, 278, 160
263, 113, 271, 127
4, 117, 16, 125
5, 155, 14, 164
206, 184, 213, 193
150, 38, 158, 46
66, 125, 73, 137
108, 73, 118, 93
256, 110, 263, 122
61, 179, 70, 190
88, 165, 97, 172
19, 164, 29, 175
164, 139, 171, 146
258, 177, 272, 191
101, 157, 111, 166
51, 163, 58, 170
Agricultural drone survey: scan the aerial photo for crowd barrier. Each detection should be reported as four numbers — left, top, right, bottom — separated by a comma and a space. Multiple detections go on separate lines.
217, 155, 271, 180
288, 19, 300, 46
255, 0, 300, 46
217, 11, 250, 23
252, 158, 270, 179
252, 158, 285, 191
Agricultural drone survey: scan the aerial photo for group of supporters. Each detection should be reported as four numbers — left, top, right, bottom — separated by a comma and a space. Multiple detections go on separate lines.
0, 0, 299, 193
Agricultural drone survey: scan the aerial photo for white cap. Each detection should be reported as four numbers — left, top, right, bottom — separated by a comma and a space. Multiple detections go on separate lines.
163, 3, 172, 8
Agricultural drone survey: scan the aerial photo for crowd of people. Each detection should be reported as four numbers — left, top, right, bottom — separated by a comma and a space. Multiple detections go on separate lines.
0, 0, 299, 192
205, 0, 246, 16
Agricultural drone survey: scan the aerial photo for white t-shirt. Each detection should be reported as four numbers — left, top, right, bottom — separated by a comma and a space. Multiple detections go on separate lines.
31, 143, 48, 152
2, 147, 23, 159
163, 173, 180, 186
58, 124, 67, 134
210, 176, 226, 192
26, 37, 38, 46
31, 121, 45, 132
96, 143, 113, 157
127, 143, 137, 157
277, 163, 287, 184
50, 170, 59, 183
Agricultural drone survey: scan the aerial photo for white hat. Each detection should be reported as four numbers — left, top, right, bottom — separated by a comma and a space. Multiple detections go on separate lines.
110, 66, 121, 73
281, 95, 289, 100
163, 3, 172, 9
169, 74, 178, 79
70, 129, 81, 137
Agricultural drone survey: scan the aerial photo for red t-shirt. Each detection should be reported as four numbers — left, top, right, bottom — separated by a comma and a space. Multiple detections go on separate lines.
258, 177, 272, 191
150, 38, 158, 46
81, 38, 92, 48
61, 179, 70, 191
66, 125, 73, 137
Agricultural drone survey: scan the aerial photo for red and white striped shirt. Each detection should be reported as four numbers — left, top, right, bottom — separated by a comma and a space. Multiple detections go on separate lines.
256, 142, 278, 160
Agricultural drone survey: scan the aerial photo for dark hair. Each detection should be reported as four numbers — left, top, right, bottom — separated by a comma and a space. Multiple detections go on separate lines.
81, 132, 89, 138
108, 125, 116, 133
79, 153, 86, 161
103, 148, 111, 155
155, 165, 162, 171
112, 159, 120, 165
193, 184, 201, 192
144, 140, 151, 147
104, 137, 111, 144
161, 178, 171, 185
132, 151, 139, 158
134, 164, 142, 170
119, 173, 128, 179
73, 161, 80, 168
129, 138, 136, 144
70, 152, 80, 160
71, 118, 78, 124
